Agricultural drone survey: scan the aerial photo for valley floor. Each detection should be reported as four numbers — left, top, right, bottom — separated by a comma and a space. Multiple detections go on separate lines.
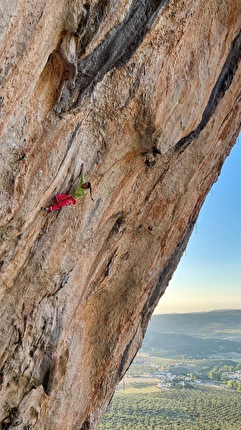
99, 385, 241, 430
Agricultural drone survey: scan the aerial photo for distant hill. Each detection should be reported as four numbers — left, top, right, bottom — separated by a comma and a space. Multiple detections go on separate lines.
147, 310, 241, 341
142, 330, 241, 358
141, 310, 241, 358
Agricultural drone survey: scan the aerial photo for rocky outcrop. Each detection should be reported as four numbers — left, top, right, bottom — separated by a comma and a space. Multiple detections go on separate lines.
0, 1, 240, 428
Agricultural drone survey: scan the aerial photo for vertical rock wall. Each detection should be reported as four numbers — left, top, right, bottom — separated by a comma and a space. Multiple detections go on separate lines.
0, 1, 240, 428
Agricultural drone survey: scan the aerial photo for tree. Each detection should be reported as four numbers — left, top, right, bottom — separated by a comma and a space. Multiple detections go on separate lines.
221, 373, 227, 382
236, 381, 241, 391
227, 380, 235, 389
208, 368, 222, 381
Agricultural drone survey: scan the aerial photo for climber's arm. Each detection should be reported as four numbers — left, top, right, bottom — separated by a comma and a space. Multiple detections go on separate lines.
79, 162, 84, 175
69, 163, 85, 193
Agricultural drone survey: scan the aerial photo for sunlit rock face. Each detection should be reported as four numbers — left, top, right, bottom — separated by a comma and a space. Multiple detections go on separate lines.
0, 0, 240, 428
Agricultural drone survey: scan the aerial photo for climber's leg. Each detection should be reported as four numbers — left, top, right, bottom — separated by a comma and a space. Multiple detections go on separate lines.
55, 193, 69, 202
42, 195, 77, 212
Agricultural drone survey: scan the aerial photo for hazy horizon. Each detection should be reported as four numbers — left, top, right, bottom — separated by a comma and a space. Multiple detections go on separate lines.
154, 307, 241, 315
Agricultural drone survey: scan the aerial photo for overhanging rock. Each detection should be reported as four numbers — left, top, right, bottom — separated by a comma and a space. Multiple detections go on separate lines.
0, 1, 240, 428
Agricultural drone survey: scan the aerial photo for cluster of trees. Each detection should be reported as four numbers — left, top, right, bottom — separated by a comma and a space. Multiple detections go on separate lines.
226, 380, 241, 391
126, 363, 154, 377
206, 364, 241, 391
99, 387, 241, 429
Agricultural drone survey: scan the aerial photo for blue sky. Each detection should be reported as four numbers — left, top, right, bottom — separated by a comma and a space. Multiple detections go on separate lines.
154, 133, 241, 314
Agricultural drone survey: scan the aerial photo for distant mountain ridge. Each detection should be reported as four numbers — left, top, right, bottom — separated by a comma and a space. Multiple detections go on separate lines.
148, 310, 241, 341
141, 310, 241, 358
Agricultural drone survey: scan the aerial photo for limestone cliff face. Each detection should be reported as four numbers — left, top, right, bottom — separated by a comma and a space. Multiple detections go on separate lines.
0, 0, 240, 428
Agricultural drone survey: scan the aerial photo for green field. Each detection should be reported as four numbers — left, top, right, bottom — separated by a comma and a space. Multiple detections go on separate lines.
121, 385, 160, 394
99, 311, 241, 429
99, 386, 241, 430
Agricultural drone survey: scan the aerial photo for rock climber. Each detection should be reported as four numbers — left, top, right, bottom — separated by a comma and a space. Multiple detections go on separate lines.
41, 163, 93, 212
